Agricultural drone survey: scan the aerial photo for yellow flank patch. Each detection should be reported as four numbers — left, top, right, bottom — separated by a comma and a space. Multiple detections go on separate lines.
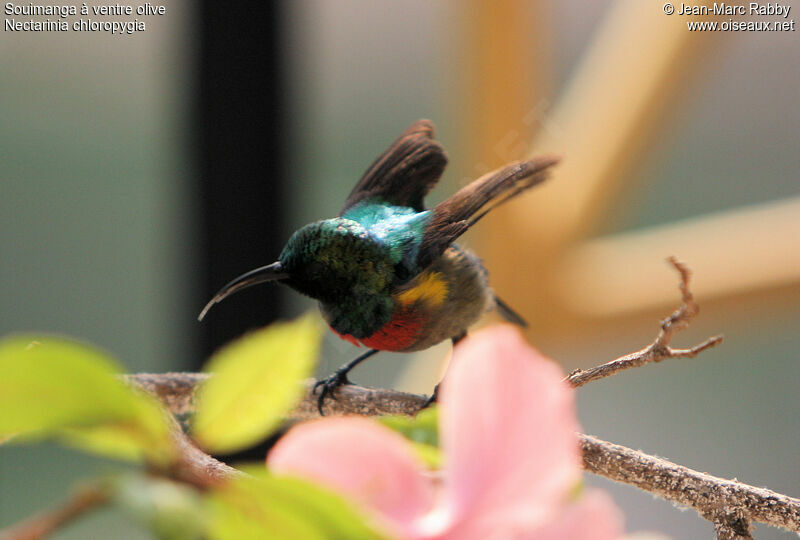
396, 271, 448, 308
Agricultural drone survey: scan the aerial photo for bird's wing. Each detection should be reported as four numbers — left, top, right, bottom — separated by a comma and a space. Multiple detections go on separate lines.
340, 119, 448, 214
416, 156, 560, 269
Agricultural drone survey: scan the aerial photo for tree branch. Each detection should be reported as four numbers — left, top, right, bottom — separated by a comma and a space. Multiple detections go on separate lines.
711, 509, 753, 540
579, 435, 792, 537
126, 372, 800, 535
121, 259, 799, 535
165, 411, 242, 487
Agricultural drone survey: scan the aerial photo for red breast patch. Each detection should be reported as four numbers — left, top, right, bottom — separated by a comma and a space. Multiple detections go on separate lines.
330, 309, 424, 352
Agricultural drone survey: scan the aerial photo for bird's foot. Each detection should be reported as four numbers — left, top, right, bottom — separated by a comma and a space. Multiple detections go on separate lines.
312, 349, 381, 415
421, 383, 440, 410
313, 369, 351, 416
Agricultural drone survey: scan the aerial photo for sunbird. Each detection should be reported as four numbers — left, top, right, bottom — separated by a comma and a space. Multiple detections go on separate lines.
199, 120, 558, 411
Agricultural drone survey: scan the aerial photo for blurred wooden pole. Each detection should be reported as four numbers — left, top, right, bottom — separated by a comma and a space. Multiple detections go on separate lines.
468, 0, 718, 340
516, 0, 718, 247
457, 0, 551, 329
556, 196, 800, 316
458, 0, 548, 171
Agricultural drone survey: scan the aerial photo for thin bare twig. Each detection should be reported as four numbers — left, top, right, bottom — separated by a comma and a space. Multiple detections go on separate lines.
0, 483, 110, 540
567, 257, 724, 388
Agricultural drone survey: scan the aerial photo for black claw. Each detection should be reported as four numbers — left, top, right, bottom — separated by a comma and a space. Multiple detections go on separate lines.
312, 349, 381, 416
421, 383, 440, 410
313, 370, 350, 415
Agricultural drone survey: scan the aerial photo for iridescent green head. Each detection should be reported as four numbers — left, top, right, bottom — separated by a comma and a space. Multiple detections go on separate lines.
198, 217, 396, 336
278, 218, 395, 304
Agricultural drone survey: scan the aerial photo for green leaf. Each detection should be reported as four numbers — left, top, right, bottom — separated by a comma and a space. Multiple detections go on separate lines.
379, 407, 440, 468
379, 406, 439, 446
206, 467, 387, 540
0, 335, 175, 464
193, 314, 322, 454
58, 389, 176, 466
0, 336, 127, 433
408, 441, 442, 469
114, 474, 207, 540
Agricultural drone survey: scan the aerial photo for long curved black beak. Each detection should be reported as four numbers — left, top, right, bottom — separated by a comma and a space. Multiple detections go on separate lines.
198, 261, 288, 321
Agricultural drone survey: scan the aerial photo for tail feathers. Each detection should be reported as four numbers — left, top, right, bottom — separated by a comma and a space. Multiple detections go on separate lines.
417, 155, 559, 268
494, 296, 528, 327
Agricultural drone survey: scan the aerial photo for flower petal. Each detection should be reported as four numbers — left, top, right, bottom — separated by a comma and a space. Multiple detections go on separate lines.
268, 417, 435, 535
437, 325, 583, 530
529, 489, 625, 540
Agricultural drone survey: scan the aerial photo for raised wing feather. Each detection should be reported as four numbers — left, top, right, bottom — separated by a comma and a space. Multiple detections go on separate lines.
417, 156, 560, 269
340, 120, 448, 214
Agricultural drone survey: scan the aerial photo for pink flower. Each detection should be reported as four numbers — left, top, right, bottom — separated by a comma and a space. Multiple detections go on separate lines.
268, 325, 624, 539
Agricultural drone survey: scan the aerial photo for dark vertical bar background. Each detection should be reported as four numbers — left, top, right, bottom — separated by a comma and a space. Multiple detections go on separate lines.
195, 2, 288, 367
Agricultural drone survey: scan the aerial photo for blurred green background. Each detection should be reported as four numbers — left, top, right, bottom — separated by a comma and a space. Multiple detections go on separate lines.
2, 1, 798, 538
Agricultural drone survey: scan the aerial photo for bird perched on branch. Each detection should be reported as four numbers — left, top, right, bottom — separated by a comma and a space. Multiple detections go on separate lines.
199, 119, 558, 412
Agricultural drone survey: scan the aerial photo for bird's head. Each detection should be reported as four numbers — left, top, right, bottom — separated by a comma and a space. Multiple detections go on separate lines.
198, 218, 395, 321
